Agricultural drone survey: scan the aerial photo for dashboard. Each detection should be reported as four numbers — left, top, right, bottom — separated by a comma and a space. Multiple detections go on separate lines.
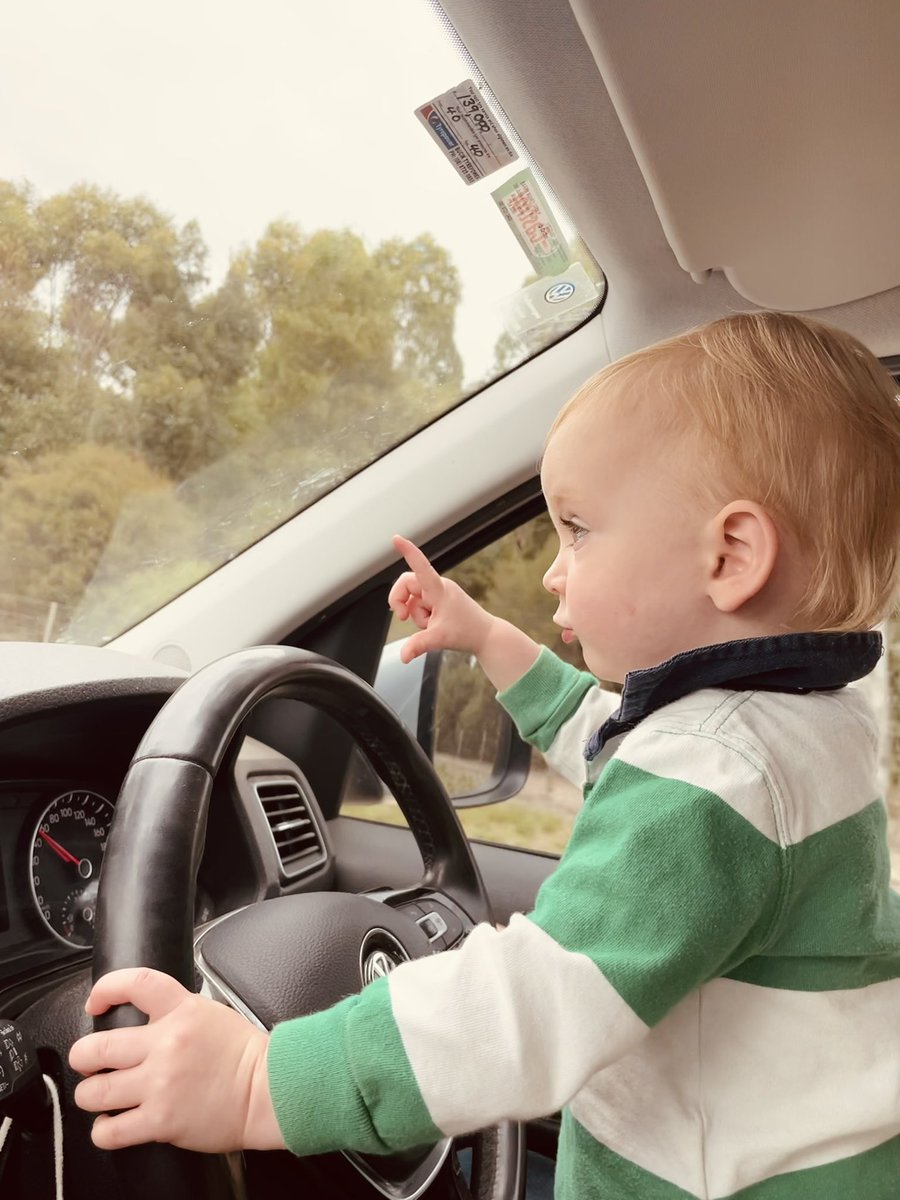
0, 643, 334, 1018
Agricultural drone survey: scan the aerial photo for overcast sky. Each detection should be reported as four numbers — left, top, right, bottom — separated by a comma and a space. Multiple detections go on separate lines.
2, 0, 557, 380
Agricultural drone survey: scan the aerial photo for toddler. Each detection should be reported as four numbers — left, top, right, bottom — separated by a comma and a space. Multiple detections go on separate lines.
71, 312, 900, 1199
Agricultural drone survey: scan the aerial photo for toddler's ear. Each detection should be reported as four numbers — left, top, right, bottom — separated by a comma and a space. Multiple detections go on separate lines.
705, 501, 778, 613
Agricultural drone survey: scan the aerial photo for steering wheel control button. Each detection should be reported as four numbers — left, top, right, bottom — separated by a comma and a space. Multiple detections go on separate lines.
0, 1021, 50, 1132
416, 911, 448, 944
422, 900, 464, 949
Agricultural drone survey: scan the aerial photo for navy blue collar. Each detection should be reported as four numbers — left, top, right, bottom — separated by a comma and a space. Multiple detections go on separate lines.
584, 630, 883, 760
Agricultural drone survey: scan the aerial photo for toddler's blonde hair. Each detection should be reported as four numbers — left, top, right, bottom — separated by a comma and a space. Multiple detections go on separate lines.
553, 312, 900, 631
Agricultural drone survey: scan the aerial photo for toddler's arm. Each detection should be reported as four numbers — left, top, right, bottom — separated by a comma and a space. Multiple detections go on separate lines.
389, 535, 540, 692
71, 724, 782, 1159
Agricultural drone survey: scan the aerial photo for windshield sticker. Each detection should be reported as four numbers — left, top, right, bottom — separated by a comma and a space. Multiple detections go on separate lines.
492, 168, 571, 276
415, 80, 517, 185
502, 262, 600, 339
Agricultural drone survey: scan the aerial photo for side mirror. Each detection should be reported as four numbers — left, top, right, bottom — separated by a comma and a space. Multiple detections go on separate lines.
356, 641, 530, 805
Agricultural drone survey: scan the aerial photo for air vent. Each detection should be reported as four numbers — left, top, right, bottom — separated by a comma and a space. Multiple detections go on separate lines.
253, 776, 327, 878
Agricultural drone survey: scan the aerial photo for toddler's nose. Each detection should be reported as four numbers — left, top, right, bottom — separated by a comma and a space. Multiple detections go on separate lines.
543, 554, 565, 595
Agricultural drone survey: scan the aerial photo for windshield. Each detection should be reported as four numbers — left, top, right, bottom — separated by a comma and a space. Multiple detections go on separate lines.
0, 0, 603, 645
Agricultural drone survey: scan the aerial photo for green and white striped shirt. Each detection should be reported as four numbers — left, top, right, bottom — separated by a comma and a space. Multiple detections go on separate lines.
268, 646, 900, 1198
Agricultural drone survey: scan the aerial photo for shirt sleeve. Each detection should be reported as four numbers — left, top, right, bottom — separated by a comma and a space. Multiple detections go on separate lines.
497, 646, 622, 788
266, 723, 784, 1157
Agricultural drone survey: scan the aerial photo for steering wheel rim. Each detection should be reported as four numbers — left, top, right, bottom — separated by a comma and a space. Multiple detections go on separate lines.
91, 645, 524, 1200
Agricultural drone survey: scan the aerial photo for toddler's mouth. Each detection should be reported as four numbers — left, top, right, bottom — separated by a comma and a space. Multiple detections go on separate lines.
560, 628, 576, 645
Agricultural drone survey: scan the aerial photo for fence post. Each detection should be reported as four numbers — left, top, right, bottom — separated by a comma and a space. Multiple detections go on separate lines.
42, 601, 59, 643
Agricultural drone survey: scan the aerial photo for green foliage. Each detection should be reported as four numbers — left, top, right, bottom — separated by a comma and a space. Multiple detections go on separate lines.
373, 235, 462, 393
0, 179, 465, 641
0, 444, 174, 616
0, 181, 45, 294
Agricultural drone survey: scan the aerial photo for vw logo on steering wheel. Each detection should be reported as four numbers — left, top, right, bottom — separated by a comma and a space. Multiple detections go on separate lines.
363, 949, 394, 984
360, 928, 409, 987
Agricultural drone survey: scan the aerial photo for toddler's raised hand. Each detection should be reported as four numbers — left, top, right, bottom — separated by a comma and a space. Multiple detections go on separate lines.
389, 535, 493, 663
389, 536, 541, 690
69, 968, 284, 1153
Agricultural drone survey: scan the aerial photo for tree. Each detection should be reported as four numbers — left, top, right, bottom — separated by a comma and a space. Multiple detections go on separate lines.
373, 235, 462, 394
0, 444, 176, 615
36, 187, 199, 438
197, 221, 466, 553
0, 183, 262, 478
0, 178, 467, 643
0, 182, 75, 464
240, 224, 461, 438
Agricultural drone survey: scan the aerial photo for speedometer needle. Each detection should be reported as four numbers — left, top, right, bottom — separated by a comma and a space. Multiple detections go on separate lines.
41, 831, 80, 866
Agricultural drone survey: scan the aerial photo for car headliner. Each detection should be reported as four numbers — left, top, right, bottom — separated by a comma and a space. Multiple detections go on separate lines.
443, 0, 900, 357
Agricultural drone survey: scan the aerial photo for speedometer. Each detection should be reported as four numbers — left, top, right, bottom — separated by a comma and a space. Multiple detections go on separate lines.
29, 790, 114, 947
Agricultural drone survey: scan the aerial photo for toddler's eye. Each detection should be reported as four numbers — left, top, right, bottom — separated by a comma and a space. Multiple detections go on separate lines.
560, 518, 588, 545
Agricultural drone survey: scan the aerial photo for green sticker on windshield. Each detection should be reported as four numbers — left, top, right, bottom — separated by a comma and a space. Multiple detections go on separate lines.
492, 168, 570, 276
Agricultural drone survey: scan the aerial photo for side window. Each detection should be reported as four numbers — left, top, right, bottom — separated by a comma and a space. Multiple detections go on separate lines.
341, 512, 596, 854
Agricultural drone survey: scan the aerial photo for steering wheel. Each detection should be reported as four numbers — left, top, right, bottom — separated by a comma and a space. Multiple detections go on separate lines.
26, 647, 525, 1200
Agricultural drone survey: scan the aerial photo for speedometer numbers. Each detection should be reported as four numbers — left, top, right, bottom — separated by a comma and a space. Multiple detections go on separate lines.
29, 790, 114, 947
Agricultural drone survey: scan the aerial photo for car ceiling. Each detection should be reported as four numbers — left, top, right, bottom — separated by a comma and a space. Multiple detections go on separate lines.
441, 0, 900, 357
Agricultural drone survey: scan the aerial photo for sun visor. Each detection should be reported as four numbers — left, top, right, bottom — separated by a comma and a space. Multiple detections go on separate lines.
570, 0, 900, 311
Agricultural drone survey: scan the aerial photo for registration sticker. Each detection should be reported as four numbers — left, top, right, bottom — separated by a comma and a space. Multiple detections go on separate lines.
415, 80, 517, 185
491, 168, 571, 277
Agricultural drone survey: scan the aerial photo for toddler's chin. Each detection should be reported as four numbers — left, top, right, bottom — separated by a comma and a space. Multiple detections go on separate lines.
582, 648, 625, 686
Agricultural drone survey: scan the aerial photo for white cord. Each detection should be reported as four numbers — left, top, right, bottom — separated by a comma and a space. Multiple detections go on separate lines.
0, 1076, 64, 1200
44, 1073, 64, 1200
